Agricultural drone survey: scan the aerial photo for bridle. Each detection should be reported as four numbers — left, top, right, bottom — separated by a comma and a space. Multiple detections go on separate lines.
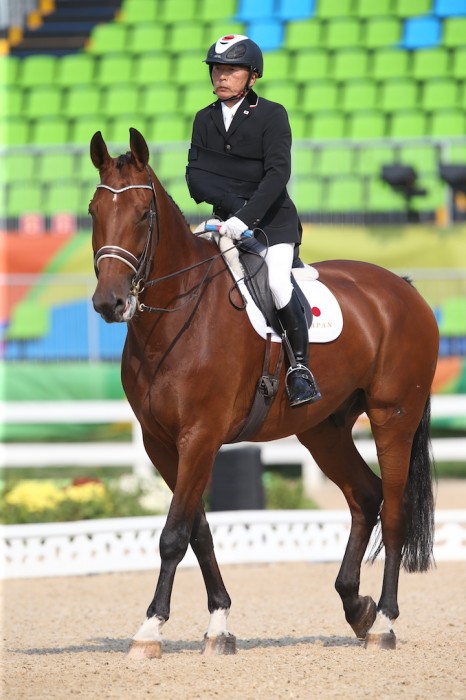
93, 171, 158, 294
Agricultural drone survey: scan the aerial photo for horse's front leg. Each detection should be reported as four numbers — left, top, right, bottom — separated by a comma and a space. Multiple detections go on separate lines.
190, 506, 236, 655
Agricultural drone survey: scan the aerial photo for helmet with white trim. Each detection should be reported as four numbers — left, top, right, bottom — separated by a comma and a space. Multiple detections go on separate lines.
204, 34, 263, 78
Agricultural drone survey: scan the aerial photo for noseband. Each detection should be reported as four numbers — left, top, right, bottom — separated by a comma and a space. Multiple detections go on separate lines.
93, 174, 158, 289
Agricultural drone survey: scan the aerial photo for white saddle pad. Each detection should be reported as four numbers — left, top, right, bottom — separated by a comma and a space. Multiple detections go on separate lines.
238, 264, 343, 343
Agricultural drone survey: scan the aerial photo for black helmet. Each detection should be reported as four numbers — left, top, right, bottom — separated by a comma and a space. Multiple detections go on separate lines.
204, 34, 263, 78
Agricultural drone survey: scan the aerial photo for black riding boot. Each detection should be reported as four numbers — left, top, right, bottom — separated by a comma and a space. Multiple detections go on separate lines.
276, 293, 322, 408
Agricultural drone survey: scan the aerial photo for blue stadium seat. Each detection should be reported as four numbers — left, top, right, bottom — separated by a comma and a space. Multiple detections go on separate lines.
434, 0, 466, 17
277, 0, 316, 21
401, 17, 441, 49
236, 0, 275, 21
247, 19, 284, 52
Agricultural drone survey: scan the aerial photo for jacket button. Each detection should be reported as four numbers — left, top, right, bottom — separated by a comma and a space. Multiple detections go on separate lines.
225, 144, 231, 151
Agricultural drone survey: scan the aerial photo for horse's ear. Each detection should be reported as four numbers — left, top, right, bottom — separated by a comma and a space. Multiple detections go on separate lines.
129, 127, 149, 170
90, 131, 111, 170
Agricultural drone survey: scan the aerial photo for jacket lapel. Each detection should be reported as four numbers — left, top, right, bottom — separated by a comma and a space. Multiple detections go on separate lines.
209, 91, 259, 139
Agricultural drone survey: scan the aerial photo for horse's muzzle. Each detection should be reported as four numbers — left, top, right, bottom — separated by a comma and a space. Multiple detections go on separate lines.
92, 289, 137, 323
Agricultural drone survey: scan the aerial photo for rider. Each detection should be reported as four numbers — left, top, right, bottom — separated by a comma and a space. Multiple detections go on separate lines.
186, 34, 321, 407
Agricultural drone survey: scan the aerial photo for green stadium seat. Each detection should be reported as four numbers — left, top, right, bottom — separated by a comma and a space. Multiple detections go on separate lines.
380, 78, 418, 112
439, 297, 466, 336
308, 111, 346, 139
158, 148, 189, 182
430, 109, 466, 138
260, 50, 290, 83
107, 114, 148, 143
315, 146, 355, 176
446, 144, 466, 163
317, 0, 353, 18
165, 178, 195, 212
422, 79, 459, 112
95, 54, 134, 85
174, 51, 207, 85
140, 83, 180, 115
127, 22, 166, 54
18, 55, 57, 87
160, 0, 197, 22
398, 145, 438, 173
133, 52, 172, 84
260, 80, 299, 111
363, 17, 401, 49
44, 181, 82, 216
294, 49, 330, 82
198, 0, 237, 21
367, 180, 407, 212
353, 145, 396, 175
6, 182, 43, 216
0, 56, 19, 85
0, 153, 35, 186
302, 80, 338, 113
370, 48, 409, 81
69, 115, 109, 145
355, 0, 393, 17
76, 151, 98, 184
181, 82, 216, 114
284, 19, 322, 50
87, 23, 128, 54
119, 0, 158, 24
459, 83, 466, 110
340, 79, 377, 112
290, 177, 323, 213
25, 86, 62, 118
331, 48, 369, 81
414, 176, 445, 212
323, 177, 366, 213
443, 18, 466, 47
145, 114, 188, 142
452, 47, 466, 80
389, 110, 427, 138
292, 147, 315, 177
1, 86, 23, 117
30, 116, 69, 145
346, 110, 386, 139
103, 84, 141, 116
39, 153, 76, 183
288, 111, 307, 138
394, 0, 432, 16
55, 53, 96, 87
165, 22, 205, 53
411, 48, 450, 81
62, 85, 102, 117
0, 116, 30, 146
325, 18, 362, 50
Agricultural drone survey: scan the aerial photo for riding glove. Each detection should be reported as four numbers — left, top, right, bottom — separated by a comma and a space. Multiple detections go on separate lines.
219, 216, 248, 241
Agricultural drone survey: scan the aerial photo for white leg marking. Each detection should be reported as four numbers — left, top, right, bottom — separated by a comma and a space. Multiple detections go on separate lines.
368, 611, 393, 636
205, 608, 230, 638
132, 616, 165, 642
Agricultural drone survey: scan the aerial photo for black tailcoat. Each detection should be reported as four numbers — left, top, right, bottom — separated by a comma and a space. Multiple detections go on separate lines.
186, 89, 301, 246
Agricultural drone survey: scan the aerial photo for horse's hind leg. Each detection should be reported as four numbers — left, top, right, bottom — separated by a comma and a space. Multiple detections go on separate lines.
298, 419, 383, 640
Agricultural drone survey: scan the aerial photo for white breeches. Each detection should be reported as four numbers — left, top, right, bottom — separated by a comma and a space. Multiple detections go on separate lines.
256, 241, 294, 310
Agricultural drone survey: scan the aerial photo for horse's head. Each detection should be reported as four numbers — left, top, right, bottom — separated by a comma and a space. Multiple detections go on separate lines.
90, 128, 156, 323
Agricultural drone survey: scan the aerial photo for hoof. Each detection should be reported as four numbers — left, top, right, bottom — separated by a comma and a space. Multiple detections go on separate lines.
364, 630, 396, 650
127, 639, 162, 660
349, 596, 377, 640
201, 634, 237, 656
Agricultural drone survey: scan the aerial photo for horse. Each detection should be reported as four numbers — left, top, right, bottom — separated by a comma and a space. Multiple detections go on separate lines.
89, 128, 439, 659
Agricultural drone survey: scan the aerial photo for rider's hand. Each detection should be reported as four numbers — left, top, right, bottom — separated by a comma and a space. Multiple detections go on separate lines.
219, 216, 248, 241
192, 218, 221, 239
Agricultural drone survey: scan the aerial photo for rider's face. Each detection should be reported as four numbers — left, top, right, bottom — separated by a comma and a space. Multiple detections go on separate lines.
211, 64, 256, 103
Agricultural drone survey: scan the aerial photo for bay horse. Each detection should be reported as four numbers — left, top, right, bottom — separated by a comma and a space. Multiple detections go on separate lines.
90, 128, 439, 658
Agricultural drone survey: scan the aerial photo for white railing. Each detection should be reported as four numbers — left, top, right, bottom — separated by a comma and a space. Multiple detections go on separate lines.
1, 509, 465, 580
1, 396, 465, 493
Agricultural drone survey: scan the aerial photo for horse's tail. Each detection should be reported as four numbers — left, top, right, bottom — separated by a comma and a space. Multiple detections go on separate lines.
401, 395, 436, 573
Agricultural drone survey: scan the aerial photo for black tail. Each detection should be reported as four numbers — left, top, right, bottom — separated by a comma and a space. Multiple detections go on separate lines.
401, 396, 436, 572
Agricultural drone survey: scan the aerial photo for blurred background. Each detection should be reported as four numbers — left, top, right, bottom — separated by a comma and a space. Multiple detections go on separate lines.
1, 0, 465, 519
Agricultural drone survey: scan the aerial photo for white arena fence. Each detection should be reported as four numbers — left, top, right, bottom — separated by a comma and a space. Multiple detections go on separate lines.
1, 509, 465, 580
1, 395, 465, 493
